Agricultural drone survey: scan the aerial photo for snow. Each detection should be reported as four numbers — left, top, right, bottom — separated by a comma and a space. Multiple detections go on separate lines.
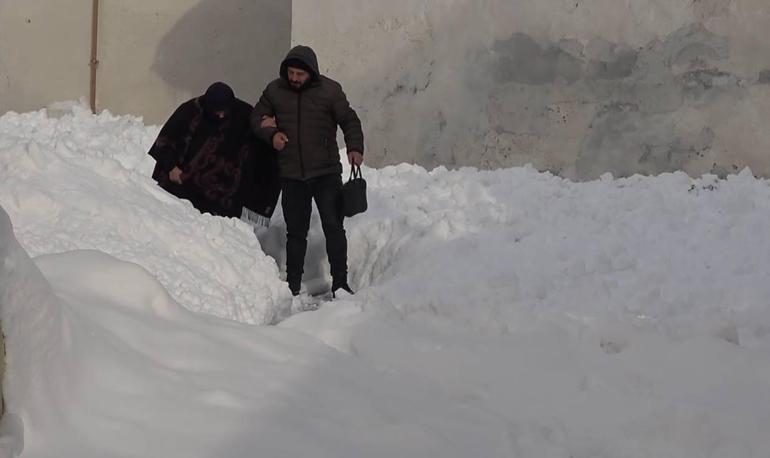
2, 103, 770, 457
0, 103, 289, 325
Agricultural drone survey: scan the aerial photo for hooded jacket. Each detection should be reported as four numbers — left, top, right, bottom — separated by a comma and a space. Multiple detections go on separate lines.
251, 45, 364, 180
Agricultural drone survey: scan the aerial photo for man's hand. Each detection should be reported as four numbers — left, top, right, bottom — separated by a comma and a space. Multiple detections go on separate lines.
260, 116, 277, 129
273, 132, 289, 151
169, 166, 184, 184
348, 150, 363, 166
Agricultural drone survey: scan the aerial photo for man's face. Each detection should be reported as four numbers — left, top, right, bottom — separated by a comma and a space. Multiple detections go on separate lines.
287, 66, 311, 89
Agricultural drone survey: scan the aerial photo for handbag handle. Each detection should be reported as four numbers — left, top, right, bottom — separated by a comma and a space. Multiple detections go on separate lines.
348, 164, 363, 181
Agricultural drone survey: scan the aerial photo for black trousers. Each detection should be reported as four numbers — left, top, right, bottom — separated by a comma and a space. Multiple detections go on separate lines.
281, 174, 347, 287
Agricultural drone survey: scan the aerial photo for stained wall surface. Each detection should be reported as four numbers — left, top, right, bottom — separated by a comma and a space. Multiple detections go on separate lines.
293, 0, 770, 179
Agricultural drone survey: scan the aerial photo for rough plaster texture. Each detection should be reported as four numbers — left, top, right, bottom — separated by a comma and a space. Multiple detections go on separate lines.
293, 0, 770, 179
1, 0, 290, 124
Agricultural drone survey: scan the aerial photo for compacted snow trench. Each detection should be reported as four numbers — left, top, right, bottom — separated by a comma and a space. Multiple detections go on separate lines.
2, 105, 770, 457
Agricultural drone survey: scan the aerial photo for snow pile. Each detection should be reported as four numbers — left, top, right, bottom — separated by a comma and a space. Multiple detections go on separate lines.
347, 164, 770, 347
0, 104, 290, 324
0, 207, 68, 457
2, 104, 770, 457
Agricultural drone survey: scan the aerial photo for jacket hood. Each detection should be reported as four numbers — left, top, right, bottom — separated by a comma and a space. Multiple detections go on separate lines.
280, 45, 320, 82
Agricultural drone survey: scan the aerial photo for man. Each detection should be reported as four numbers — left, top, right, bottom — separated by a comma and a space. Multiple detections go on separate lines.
149, 82, 280, 221
251, 45, 364, 297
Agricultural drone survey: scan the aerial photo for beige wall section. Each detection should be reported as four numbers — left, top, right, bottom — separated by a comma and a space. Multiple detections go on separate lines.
293, 0, 770, 179
0, 0, 91, 113
1, 322, 4, 416
0, 0, 291, 125
99, 0, 291, 124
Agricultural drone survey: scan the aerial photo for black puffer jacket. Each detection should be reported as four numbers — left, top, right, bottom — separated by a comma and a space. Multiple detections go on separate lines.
251, 45, 364, 180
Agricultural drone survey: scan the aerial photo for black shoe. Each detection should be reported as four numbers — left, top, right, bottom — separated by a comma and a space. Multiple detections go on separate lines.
331, 283, 354, 299
288, 281, 301, 297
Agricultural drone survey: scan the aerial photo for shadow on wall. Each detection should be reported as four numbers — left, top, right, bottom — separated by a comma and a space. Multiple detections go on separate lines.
152, 0, 290, 103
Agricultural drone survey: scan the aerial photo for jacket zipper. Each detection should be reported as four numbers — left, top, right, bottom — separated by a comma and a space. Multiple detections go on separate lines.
297, 91, 306, 178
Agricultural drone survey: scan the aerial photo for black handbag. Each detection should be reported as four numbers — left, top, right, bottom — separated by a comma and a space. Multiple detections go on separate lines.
341, 165, 367, 217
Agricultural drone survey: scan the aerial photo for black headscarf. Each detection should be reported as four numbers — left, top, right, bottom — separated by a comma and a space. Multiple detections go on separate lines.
201, 82, 235, 121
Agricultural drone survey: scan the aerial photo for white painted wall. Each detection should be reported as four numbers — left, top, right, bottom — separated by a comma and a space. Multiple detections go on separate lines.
0, 0, 291, 124
293, 0, 770, 179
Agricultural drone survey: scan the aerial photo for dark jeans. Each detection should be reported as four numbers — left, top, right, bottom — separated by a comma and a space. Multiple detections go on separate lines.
281, 174, 347, 288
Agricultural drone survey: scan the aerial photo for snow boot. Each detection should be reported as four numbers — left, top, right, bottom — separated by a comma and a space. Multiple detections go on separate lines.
331, 282, 354, 299
288, 278, 301, 297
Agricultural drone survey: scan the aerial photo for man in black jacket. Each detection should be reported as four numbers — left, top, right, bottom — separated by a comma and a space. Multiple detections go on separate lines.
149, 82, 280, 221
251, 45, 364, 297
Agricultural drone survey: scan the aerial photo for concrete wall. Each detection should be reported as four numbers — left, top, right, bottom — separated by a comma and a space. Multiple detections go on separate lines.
4, 1, 769, 177
293, 0, 770, 179
1, 323, 4, 417
0, 0, 291, 124
0, 0, 91, 114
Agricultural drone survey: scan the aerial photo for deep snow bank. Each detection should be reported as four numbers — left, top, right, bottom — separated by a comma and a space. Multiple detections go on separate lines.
0, 104, 292, 324
0, 206, 68, 456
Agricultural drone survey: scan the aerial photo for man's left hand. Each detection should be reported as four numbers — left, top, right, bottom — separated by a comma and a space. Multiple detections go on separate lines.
348, 150, 363, 166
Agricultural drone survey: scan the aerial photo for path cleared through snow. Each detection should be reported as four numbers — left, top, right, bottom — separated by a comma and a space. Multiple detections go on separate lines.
2, 104, 770, 457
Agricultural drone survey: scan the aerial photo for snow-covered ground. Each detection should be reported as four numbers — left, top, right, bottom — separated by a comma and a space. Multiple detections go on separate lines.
2, 104, 770, 457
